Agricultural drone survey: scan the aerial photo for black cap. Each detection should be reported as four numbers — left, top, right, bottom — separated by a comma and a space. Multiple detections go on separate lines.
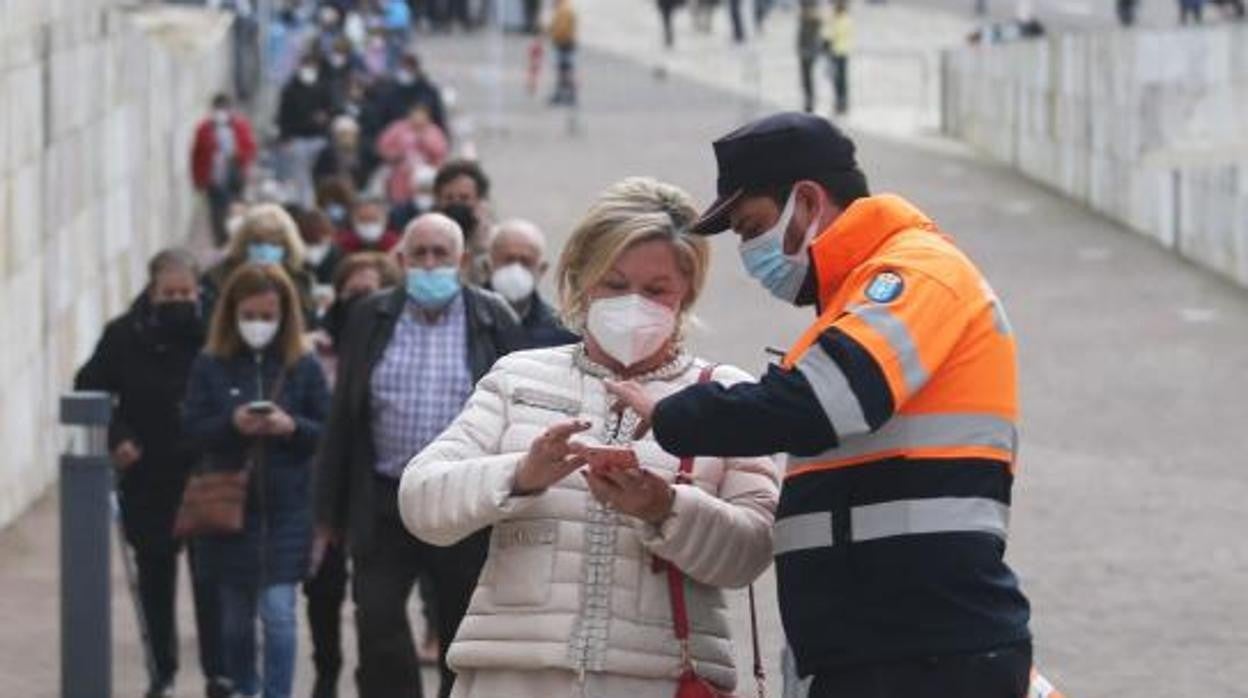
691, 112, 859, 236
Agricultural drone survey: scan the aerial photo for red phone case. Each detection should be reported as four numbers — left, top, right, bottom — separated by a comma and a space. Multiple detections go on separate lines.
585, 446, 639, 472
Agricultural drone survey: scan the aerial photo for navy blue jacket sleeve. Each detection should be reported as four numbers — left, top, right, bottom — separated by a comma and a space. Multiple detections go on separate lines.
182, 354, 243, 452
652, 363, 840, 459
289, 356, 330, 454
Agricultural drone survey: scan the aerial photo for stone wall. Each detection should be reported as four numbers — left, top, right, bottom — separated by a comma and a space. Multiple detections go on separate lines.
942, 25, 1248, 287
0, 0, 233, 528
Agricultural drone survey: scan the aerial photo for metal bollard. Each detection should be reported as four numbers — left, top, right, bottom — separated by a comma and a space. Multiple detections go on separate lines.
60, 391, 114, 698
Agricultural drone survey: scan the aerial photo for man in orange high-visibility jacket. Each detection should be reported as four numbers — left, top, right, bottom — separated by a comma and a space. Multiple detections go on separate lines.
607, 112, 1033, 697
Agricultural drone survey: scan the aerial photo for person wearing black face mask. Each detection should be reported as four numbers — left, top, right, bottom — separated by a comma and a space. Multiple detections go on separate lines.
431, 158, 494, 285
75, 249, 229, 698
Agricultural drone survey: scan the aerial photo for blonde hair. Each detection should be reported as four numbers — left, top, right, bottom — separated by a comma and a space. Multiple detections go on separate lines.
224, 203, 307, 270
556, 177, 709, 328
206, 263, 308, 368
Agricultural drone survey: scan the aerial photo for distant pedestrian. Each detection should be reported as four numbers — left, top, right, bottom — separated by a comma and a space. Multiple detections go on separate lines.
484, 219, 579, 348
797, 0, 824, 113
730, 0, 747, 41
824, 0, 853, 115
1179, 0, 1205, 22
276, 54, 334, 206
75, 249, 227, 698
191, 94, 258, 247
183, 263, 331, 698
657, 0, 684, 47
316, 176, 359, 233
313, 115, 372, 193
522, 0, 542, 33
1117, 0, 1138, 25
376, 104, 450, 205
432, 159, 494, 284
548, 0, 579, 106
755, 0, 773, 32
337, 198, 403, 254
292, 206, 345, 288
693, 0, 718, 32
375, 53, 448, 133
320, 37, 365, 114
1210, 0, 1246, 18
202, 204, 319, 330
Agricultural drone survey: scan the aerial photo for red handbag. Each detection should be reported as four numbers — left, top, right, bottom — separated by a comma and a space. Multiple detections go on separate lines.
659, 365, 766, 698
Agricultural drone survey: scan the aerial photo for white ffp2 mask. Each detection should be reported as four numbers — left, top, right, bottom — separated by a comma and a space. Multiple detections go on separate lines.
238, 319, 280, 350
490, 264, 536, 304
586, 294, 677, 369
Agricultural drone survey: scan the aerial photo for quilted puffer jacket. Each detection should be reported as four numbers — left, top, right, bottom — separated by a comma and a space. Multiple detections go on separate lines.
398, 345, 779, 691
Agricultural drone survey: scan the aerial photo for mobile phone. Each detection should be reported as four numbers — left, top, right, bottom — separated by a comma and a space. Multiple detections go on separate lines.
246, 400, 276, 415
583, 445, 639, 473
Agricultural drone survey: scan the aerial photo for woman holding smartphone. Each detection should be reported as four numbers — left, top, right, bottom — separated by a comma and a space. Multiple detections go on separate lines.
183, 263, 330, 698
398, 177, 779, 698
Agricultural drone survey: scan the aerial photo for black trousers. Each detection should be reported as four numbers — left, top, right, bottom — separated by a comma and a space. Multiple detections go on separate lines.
123, 534, 225, 688
658, 1, 677, 47
729, 0, 745, 41
352, 478, 488, 698
133, 542, 180, 684
800, 55, 817, 113
830, 54, 849, 114
304, 542, 349, 698
205, 185, 235, 247
808, 642, 1032, 698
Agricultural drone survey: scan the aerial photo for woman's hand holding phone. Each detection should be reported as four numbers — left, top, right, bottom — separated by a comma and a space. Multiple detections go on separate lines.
577, 445, 676, 525
512, 420, 593, 495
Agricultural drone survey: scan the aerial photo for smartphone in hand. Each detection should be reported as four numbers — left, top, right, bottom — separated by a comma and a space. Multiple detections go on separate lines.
582, 445, 639, 474
246, 400, 276, 416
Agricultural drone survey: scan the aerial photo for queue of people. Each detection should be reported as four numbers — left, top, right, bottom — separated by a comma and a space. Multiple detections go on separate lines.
80, 4, 1060, 698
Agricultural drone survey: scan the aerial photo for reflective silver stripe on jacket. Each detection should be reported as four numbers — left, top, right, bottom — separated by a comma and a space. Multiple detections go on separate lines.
774, 512, 834, 556
796, 348, 871, 440
847, 304, 928, 395
852, 497, 1009, 542
787, 412, 1018, 472
774, 497, 1009, 556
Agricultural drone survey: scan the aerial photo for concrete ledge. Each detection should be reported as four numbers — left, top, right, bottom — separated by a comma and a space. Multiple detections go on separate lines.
0, 0, 233, 529
943, 24, 1248, 289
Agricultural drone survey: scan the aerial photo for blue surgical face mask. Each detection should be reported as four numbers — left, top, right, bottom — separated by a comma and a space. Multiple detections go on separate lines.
248, 242, 286, 266
736, 191, 814, 303
406, 266, 461, 309
325, 204, 348, 225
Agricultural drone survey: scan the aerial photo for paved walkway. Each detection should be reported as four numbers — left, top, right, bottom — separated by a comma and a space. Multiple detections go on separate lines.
578, 0, 971, 138
4, 16, 1248, 698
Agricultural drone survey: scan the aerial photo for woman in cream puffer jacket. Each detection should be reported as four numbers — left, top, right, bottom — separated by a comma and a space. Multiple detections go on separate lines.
398, 177, 779, 698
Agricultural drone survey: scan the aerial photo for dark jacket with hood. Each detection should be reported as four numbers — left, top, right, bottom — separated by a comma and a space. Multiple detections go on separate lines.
74, 292, 207, 546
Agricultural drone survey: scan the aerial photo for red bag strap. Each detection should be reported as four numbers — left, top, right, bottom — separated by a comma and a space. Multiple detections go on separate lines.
664, 363, 766, 694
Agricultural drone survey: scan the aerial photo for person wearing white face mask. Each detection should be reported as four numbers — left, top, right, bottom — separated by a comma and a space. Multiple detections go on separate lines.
314, 213, 523, 698
337, 198, 401, 254
183, 263, 330, 698
293, 207, 345, 290
606, 113, 1044, 698
397, 177, 779, 698
191, 93, 257, 246
485, 218, 579, 349
276, 53, 333, 206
